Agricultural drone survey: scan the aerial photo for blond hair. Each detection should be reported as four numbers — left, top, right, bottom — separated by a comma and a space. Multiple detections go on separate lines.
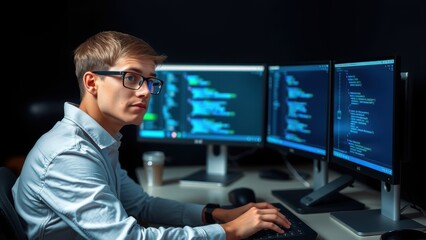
73, 31, 167, 98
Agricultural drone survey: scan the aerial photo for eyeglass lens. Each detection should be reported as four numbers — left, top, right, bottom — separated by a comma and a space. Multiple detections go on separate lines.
123, 72, 161, 94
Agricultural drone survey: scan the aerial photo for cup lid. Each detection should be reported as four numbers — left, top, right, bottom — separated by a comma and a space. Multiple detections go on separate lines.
143, 151, 165, 163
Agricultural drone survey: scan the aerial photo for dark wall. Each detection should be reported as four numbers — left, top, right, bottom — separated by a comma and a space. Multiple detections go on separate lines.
12, 0, 425, 208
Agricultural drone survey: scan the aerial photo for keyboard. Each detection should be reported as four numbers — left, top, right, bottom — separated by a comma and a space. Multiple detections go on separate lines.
245, 203, 318, 240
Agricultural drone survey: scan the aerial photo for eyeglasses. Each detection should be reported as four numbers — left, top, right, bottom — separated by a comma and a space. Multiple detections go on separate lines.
92, 71, 164, 95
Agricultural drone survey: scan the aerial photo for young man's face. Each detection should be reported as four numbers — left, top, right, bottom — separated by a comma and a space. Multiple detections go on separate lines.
96, 57, 157, 130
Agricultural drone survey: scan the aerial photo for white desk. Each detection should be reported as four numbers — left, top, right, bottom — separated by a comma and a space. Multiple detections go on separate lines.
135, 165, 426, 240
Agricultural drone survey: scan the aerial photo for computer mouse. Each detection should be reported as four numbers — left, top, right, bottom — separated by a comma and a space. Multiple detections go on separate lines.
228, 187, 256, 207
380, 229, 426, 240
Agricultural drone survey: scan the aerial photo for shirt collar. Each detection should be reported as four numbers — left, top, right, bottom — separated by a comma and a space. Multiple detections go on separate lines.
63, 102, 122, 149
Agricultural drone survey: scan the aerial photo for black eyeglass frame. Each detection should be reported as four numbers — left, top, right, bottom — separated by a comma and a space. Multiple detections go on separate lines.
92, 70, 164, 94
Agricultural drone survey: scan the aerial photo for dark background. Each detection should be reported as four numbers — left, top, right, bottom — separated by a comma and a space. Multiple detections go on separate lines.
10, 0, 425, 209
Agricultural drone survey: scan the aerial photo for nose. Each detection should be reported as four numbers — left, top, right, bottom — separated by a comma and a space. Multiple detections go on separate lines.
136, 81, 151, 96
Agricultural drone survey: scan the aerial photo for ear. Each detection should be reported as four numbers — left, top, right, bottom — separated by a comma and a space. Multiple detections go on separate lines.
83, 72, 98, 96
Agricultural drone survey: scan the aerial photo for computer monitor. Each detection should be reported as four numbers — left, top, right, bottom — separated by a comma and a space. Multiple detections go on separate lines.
329, 56, 425, 235
138, 63, 266, 186
267, 61, 365, 214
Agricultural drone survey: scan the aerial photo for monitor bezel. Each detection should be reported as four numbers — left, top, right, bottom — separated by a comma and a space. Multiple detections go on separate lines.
137, 62, 268, 148
329, 56, 403, 185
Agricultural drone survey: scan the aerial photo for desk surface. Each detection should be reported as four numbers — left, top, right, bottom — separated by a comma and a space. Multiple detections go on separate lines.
135, 165, 426, 240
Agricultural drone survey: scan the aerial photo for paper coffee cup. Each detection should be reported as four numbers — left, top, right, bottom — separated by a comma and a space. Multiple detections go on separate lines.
143, 151, 165, 186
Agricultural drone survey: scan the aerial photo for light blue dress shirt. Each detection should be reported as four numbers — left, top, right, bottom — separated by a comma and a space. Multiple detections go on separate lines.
12, 102, 225, 240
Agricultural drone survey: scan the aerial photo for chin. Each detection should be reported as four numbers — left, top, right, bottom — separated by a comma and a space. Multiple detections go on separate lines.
129, 117, 144, 126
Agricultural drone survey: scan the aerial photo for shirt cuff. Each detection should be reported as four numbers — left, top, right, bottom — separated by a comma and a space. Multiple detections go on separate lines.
198, 224, 226, 240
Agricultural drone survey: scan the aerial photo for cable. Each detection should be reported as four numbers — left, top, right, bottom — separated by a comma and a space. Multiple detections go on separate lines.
277, 149, 311, 188
400, 200, 425, 217
227, 147, 258, 162
284, 159, 311, 188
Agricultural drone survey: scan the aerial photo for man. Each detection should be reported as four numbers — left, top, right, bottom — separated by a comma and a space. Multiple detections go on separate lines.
13, 30, 290, 240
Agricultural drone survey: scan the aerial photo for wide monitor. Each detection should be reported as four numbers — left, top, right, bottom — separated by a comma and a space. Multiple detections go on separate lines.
138, 63, 266, 186
329, 56, 425, 235
267, 61, 364, 214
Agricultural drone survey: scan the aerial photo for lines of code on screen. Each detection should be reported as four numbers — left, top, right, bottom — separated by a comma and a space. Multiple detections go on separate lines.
333, 60, 395, 175
267, 64, 329, 156
139, 65, 265, 145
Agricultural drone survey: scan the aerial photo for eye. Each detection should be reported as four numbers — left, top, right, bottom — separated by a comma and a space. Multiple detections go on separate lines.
124, 72, 139, 82
152, 81, 161, 87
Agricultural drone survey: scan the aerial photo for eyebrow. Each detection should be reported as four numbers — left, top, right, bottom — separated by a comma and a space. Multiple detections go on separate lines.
126, 68, 157, 78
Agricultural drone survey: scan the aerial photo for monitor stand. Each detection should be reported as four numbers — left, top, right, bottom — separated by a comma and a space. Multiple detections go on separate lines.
179, 145, 243, 187
272, 159, 365, 214
330, 182, 426, 236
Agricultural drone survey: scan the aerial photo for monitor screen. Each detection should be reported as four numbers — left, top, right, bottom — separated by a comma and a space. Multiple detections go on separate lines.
330, 57, 402, 185
138, 64, 266, 147
266, 62, 330, 162
328, 57, 425, 236
138, 63, 266, 186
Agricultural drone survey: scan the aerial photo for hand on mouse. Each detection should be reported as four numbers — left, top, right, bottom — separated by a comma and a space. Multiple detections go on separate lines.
212, 202, 292, 240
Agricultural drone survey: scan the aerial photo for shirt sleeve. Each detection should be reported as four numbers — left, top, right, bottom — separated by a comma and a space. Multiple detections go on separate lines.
143, 224, 225, 240
40, 150, 226, 240
117, 166, 205, 226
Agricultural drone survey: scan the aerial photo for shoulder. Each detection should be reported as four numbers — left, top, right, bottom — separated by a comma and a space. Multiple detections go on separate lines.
37, 121, 99, 155
27, 120, 105, 173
